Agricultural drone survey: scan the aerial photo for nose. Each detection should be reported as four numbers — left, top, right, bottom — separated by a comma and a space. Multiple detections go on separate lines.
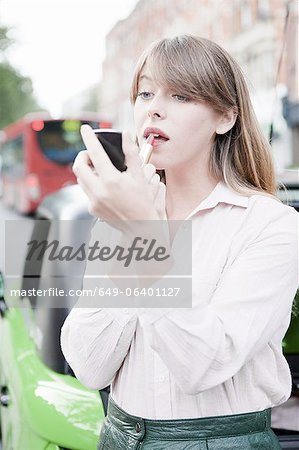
147, 96, 166, 120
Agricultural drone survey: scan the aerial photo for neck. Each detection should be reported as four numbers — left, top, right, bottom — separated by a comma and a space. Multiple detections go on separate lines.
164, 163, 219, 220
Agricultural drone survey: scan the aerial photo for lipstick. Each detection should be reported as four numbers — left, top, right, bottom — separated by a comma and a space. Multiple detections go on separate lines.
140, 134, 154, 165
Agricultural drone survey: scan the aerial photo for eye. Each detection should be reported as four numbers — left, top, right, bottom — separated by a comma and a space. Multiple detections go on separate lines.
173, 94, 190, 102
137, 91, 153, 100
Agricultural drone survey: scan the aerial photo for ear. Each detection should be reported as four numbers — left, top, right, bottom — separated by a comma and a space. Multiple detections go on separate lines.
216, 107, 238, 135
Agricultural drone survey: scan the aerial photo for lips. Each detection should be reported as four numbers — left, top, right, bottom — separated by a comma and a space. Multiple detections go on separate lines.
143, 127, 170, 143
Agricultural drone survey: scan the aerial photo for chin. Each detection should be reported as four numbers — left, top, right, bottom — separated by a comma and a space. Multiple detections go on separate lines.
152, 160, 175, 171
151, 162, 165, 171
149, 155, 166, 169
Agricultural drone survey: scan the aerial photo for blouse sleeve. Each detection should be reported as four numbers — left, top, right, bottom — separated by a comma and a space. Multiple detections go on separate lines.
137, 203, 298, 394
60, 218, 140, 390
60, 307, 138, 390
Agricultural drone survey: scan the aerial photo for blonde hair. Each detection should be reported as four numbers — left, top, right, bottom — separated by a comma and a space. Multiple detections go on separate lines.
131, 35, 283, 201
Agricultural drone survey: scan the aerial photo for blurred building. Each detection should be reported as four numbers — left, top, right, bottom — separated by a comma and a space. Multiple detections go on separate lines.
282, 0, 299, 167
61, 84, 99, 116
98, 0, 298, 171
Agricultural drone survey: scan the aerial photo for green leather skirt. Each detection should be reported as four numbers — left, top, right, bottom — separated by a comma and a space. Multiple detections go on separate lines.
97, 396, 281, 449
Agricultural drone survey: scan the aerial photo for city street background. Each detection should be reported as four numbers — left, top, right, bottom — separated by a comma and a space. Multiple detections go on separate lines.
0, 0, 298, 302
0, 1, 298, 447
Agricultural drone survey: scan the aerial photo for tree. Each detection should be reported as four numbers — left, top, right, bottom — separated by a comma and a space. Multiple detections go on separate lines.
0, 25, 13, 52
0, 25, 44, 129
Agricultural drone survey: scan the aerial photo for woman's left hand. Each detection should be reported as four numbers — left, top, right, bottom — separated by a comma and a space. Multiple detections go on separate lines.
73, 125, 162, 229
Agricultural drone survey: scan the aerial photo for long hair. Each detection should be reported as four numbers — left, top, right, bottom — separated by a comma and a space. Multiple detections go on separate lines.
130, 35, 282, 201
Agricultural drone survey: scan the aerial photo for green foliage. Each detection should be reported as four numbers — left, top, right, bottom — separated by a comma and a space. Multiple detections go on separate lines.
0, 63, 42, 128
0, 24, 44, 129
0, 25, 13, 52
292, 289, 299, 317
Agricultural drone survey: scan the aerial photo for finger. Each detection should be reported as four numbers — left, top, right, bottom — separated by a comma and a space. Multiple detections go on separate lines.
73, 150, 101, 197
122, 130, 144, 179
155, 182, 166, 218
147, 175, 162, 202
77, 177, 93, 202
80, 124, 118, 178
150, 173, 161, 185
143, 163, 157, 182
73, 150, 91, 175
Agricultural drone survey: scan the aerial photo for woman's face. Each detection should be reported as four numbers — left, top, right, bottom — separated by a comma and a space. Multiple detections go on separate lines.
134, 67, 222, 171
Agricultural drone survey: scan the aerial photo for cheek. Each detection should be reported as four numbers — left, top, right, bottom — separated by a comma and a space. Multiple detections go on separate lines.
184, 114, 218, 145
133, 104, 145, 140
185, 104, 219, 132
173, 118, 217, 161
133, 100, 146, 121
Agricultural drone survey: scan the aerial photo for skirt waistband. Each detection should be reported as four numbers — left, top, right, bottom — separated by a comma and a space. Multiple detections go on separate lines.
106, 396, 271, 441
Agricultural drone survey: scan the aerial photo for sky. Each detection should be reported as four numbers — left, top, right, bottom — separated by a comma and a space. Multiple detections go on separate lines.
0, 0, 139, 116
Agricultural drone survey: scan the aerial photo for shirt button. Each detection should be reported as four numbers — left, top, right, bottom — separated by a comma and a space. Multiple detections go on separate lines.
135, 422, 141, 433
123, 308, 129, 314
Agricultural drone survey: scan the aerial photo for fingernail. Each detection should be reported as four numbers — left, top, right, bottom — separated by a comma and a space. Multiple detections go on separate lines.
81, 124, 91, 132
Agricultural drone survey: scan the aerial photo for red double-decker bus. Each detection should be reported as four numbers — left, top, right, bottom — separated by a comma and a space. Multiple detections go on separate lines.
0, 113, 111, 214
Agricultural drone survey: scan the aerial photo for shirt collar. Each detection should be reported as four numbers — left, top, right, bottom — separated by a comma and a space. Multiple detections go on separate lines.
185, 181, 249, 220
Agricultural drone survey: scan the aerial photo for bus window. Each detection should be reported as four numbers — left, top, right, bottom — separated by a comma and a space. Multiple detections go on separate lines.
2, 136, 24, 178
36, 120, 96, 166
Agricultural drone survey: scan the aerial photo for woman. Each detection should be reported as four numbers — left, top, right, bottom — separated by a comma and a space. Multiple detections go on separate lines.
60, 35, 298, 449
